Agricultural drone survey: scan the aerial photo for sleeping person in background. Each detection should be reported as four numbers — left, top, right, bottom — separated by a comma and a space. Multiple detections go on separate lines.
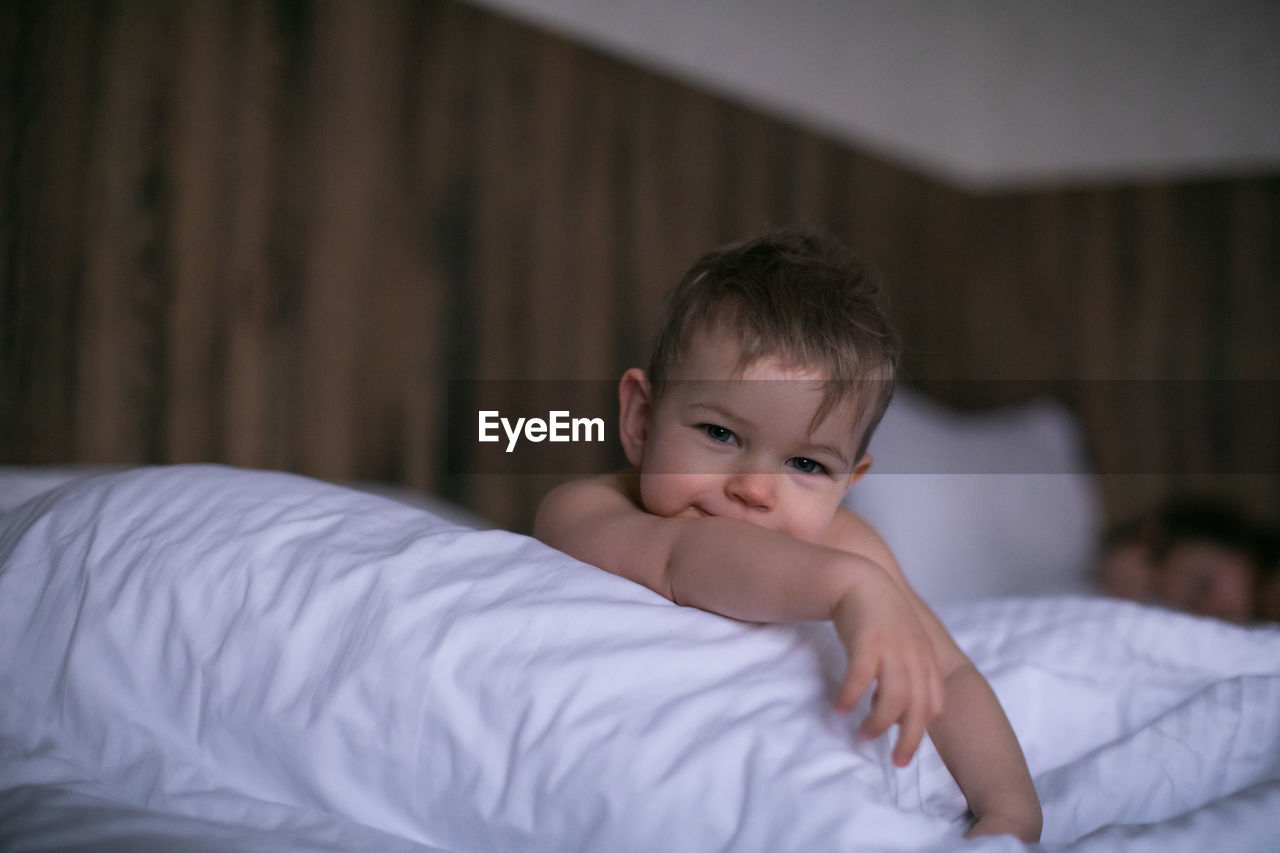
535, 228, 1042, 842
1099, 495, 1280, 624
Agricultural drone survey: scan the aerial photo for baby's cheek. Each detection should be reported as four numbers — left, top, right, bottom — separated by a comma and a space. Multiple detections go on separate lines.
797, 526, 829, 545
801, 506, 847, 545
781, 516, 830, 545
638, 475, 695, 519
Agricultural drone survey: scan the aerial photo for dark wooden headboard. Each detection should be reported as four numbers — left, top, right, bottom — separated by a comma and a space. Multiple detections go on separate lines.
3, 1, 1277, 532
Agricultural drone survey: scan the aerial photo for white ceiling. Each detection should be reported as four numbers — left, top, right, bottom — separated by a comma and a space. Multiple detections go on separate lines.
466, 0, 1280, 190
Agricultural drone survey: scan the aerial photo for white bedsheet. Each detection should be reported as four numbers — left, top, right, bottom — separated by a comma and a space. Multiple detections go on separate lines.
1, 466, 1277, 851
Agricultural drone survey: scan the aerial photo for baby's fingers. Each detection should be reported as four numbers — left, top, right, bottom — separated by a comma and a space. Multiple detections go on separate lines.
858, 669, 906, 740
892, 662, 942, 766
835, 654, 876, 714
891, 693, 929, 767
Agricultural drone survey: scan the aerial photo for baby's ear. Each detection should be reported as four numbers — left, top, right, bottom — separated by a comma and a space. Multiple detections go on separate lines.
847, 453, 873, 488
618, 368, 652, 468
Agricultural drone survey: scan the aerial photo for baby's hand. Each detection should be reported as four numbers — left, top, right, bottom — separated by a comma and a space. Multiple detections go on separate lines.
830, 565, 944, 766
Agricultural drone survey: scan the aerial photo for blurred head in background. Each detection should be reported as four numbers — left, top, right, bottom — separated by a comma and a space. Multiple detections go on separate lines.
1100, 496, 1279, 624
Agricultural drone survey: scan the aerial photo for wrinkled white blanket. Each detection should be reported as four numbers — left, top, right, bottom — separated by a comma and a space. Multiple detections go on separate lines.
1, 466, 1277, 852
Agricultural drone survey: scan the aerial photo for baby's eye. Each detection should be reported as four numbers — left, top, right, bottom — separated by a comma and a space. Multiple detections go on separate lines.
701, 424, 736, 444
788, 457, 828, 476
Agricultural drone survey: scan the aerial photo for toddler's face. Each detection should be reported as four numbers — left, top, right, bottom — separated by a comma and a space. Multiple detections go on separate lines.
632, 333, 869, 544
1101, 538, 1258, 623
1155, 541, 1256, 623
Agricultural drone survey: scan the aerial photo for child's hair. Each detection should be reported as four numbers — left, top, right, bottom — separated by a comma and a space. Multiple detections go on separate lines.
1107, 495, 1279, 580
647, 227, 900, 460
1150, 496, 1279, 570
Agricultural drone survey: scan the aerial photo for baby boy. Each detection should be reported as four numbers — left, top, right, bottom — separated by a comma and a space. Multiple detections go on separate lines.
535, 228, 1041, 841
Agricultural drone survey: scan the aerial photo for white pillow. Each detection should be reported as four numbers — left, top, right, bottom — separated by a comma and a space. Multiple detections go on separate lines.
7, 467, 1280, 851
0, 465, 490, 529
844, 388, 1103, 605
0, 465, 961, 851
0, 464, 128, 511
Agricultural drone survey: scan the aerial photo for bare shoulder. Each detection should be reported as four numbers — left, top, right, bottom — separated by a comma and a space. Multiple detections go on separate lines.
533, 470, 679, 599
824, 506, 897, 569
532, 470, 655, 560
534, 471, 640, 537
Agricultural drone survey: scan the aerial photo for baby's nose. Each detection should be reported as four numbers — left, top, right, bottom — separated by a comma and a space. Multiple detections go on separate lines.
727, 469, 775, 509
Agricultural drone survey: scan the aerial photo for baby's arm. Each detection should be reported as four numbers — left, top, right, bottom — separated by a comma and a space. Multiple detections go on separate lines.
534, 474, 943, 764
828, 510, 1042, 842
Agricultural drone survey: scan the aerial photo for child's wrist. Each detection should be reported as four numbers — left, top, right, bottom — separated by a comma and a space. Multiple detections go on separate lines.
966, 812, 1042, 842
827, 552, 890, 619
968, 787, 1043, 840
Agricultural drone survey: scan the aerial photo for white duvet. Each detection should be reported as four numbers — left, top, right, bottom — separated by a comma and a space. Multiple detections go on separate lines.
1, 466, 1277, 852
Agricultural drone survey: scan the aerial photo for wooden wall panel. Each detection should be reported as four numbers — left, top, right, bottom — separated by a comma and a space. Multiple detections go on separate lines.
2, 0, 1277, 533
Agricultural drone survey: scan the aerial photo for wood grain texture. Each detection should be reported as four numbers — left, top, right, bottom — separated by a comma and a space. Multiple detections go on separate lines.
2, 0, 1277, 532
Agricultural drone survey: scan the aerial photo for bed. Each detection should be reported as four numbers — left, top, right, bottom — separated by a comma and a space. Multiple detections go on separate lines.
2, 431, 1279, 850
